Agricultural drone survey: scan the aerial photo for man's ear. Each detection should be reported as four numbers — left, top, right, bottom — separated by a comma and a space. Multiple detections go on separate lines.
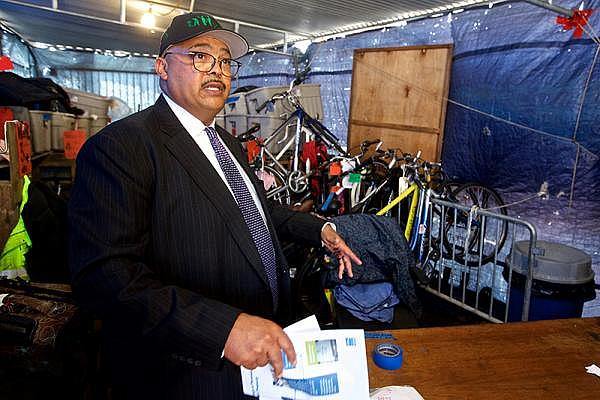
155, 57, 168, 81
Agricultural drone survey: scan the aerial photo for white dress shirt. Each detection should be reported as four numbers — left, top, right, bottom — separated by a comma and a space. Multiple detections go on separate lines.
163, 94, 268, 227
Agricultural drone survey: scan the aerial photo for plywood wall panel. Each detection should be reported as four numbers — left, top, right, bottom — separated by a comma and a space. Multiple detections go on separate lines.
348, 45, 452, 162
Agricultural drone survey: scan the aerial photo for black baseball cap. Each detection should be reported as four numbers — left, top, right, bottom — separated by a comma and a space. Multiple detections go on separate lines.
159, 13, 249, 59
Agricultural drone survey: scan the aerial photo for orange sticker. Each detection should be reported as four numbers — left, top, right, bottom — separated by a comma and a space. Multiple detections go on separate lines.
16, 122, 32, 176
63, 130, 86, 159
329, 161, 341, 176
246, 139, 260, 162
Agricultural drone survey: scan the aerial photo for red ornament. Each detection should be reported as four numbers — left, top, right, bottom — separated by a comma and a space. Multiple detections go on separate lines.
556, 9, 594, 38
0, 55, 14, 71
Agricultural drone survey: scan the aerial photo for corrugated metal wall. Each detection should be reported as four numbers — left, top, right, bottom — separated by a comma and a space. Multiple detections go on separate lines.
55, 69, 160, 113
2, 29, 160, 113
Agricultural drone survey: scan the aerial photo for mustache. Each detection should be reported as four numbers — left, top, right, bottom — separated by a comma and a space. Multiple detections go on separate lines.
202, 79, 225, 89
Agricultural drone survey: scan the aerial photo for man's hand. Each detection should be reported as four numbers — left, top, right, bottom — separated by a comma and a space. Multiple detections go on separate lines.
321, 224, 362, 279
223, 313, 295, 377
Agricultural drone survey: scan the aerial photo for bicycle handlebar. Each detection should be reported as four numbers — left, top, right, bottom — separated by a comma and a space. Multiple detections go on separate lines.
255, 92, 287, 113
360, 139, 381, 149
237, 124, 261, 142
255, 100, 271, 113
259, 67, 311, 112
293, 67, 311, 87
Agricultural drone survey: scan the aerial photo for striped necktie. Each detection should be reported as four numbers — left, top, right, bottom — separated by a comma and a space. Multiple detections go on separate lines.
205, 126, 279, 307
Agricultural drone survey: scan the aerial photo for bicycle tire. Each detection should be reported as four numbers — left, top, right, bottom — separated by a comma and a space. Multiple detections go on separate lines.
441, 182, 508, 266
292, 247, 331, 321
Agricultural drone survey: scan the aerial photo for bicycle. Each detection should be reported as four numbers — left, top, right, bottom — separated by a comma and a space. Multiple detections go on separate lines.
315, 139, 390, 216
352, 150, 508, 281
239, 78, 349, 206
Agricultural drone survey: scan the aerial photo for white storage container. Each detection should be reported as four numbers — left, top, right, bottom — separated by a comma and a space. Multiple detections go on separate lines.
75, 117, 91, 138
89, 116, 110, 136
51, 112, 76, 151
28, 110, 52, 153
224, 115, 249, 137
65, 88, 111, 117
224, 92, 248, 115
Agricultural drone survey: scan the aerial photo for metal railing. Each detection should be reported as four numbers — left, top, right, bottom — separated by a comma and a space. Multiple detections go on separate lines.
421, 198, 540, 323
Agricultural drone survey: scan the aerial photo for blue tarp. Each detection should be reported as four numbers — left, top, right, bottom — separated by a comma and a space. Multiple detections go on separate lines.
235, 1, 600, 201
445, 1, 600, 200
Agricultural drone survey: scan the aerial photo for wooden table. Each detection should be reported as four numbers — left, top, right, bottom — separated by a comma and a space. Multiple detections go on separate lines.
367, 317, 600, 399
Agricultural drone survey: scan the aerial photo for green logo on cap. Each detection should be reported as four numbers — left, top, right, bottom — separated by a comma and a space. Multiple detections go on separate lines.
187, 15, 221, 30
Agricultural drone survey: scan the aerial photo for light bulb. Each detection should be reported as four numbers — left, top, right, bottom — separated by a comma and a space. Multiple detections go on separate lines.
141, 11, 155, 28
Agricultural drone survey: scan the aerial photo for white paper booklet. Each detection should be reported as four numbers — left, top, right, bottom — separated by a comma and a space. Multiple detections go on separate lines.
241, 315, 370, 400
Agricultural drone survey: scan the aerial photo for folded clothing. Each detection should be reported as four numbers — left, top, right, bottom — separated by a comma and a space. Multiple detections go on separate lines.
334, 282, 400, 323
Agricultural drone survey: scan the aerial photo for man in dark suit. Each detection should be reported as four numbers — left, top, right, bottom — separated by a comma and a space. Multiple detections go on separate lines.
68, 12, 361, 399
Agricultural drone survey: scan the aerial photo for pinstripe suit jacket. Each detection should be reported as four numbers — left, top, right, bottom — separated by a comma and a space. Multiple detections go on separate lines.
68, 95, 324, 399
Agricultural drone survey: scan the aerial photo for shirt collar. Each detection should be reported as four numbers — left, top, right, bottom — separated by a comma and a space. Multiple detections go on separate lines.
162, 93, 216, 134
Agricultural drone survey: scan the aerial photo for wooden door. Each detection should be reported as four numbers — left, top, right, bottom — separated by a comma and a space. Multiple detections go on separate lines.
347, 45, 452, 161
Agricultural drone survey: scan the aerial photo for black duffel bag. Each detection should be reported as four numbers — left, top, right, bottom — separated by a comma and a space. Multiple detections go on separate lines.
0, 72, 83, 115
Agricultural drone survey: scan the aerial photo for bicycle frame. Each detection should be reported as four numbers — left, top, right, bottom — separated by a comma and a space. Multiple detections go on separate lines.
374, 179, 439, 269
376, 181, 420, 241
255, 100, 347, 199
259, 108, 306, 172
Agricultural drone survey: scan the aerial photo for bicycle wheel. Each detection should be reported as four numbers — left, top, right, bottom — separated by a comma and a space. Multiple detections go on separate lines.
441, 182, 508, 266
291, 246, 332, 322
350, 161, 390, 214
256, 165, 291, 205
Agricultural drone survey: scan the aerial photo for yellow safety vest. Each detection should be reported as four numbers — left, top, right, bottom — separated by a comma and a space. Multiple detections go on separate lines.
0, 175, 31, 280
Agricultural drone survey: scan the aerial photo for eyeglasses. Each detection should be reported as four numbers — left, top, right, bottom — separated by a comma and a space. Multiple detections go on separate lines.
163, 51, 242, 77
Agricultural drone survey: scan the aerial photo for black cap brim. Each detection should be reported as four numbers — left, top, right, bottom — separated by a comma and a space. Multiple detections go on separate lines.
162, 29, 249, 59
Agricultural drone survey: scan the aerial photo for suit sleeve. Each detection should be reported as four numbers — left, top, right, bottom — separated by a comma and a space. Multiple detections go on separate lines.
267, 203, 324, 246
68, 129, 240, 370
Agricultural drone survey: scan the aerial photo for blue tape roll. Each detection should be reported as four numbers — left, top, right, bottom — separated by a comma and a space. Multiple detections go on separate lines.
372, 343, 403, 370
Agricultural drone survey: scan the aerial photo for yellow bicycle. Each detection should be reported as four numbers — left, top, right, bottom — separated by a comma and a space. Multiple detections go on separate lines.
352, 151, 508, 274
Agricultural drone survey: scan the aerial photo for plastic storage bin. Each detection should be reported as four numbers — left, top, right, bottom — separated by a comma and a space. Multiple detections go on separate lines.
29, 110, 52, 153
66, 88, 111, 117
506, 240, 596, 321
224, 92, 248, 115
89, 116, 110, 136
51, 112, 76, 151
75, 117, 90, 138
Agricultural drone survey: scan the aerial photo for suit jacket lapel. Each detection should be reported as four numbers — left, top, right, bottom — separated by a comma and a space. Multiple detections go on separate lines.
153, 96, 269, 287
216, 126, 287, 256
216, 126, 271, 206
